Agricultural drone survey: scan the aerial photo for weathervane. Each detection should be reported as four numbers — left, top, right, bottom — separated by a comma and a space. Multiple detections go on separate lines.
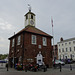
28, 4, 31, 12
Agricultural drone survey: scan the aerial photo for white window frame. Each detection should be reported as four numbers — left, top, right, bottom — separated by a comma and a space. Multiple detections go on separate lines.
12, 39, 15, 47
17, 35, 21, 45
42, 37, 47, 46
31, 35, 36, 45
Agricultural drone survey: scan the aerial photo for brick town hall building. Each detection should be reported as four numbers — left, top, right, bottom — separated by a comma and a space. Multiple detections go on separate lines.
8, 8, 53, 68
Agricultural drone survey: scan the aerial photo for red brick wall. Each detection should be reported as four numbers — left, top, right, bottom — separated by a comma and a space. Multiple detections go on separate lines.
23, 32, 52, 67
9, 32, 53, 67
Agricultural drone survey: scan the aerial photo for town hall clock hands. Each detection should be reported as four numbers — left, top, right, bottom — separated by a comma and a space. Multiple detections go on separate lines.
30, 20, 34, 25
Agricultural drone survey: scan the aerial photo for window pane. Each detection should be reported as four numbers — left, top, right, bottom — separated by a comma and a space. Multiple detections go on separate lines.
62, 48, 64, 52
70, 47, 71, 52
32, 35, 36, 44
69, 42, 71, 44
65, 43, 67, 45
59, 49, 61, 52
62, 43, 63, 46
31, 15, 33, 19
73, 41, 75, 44
66, 48, 68, 52
26, 15, 28, 19
43, 37, 47, 46
12, 39, 14, 47
17, 35, 21, 45
74, 47, 75, 51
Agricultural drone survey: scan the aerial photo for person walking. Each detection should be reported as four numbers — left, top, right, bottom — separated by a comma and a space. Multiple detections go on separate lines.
6, 63, 8, 71
59, 63, 62, 72
70, 64, 72, 71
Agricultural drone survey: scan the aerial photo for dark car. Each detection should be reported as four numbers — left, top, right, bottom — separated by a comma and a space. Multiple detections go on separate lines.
67, 59, 73, 64
65, 59, 73, 64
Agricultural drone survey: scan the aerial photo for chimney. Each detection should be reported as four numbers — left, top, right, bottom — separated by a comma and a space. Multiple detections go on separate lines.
60, 37, 63, 42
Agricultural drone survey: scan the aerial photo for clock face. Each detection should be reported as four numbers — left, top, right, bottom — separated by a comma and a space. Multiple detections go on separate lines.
30, 20, 34, 25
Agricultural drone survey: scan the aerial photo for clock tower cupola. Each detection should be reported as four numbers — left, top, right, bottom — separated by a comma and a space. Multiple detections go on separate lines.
24, 5, 36, 27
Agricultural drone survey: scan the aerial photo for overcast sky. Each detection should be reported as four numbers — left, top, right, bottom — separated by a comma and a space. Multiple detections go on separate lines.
0, 0, 75, 54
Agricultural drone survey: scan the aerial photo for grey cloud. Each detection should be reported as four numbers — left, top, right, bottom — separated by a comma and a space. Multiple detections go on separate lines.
0, 0, 75, 54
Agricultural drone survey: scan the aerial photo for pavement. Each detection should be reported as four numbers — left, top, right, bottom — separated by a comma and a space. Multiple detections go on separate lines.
0, 63, 75, 75
0, 67, 75, 75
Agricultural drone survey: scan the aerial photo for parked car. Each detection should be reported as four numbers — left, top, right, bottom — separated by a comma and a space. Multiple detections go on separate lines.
65, 59, 73, 64
53, 60, 65, 67
0, 60, 7, 63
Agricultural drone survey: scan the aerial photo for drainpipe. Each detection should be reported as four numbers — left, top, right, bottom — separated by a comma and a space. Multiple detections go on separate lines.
22, 32, 24, 69
14, 32, 16, 68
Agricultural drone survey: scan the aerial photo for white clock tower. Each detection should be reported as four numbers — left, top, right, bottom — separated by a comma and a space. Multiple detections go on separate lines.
24, 5, 36, 27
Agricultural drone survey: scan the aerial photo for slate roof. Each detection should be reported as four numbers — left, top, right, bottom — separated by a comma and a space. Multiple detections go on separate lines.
9, 25, 53, 39
57, 37, 75, 44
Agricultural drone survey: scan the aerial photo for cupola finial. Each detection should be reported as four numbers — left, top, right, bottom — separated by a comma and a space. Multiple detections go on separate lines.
28, 4, 31, 12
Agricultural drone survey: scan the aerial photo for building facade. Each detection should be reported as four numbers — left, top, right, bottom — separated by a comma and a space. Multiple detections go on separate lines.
57, 37, 75, 61
8, 9, 53, 68
52, 45, 58, 60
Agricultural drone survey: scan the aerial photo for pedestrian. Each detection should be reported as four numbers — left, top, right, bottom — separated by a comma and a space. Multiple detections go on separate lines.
53, 59, 56, 68
6, 63, 8, 71
59, 63, 62, 72
70, 64, 72, 71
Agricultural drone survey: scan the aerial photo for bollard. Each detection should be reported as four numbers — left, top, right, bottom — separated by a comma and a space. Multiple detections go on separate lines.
43, 68, 45, 72
70, 64, 72, 71
25, 65, 27, 72
25, 69, 27, 72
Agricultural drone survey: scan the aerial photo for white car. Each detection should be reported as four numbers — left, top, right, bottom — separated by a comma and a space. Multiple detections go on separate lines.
53, 60, 65, 66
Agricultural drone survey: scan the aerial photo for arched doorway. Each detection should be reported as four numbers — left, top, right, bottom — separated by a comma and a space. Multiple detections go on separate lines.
36, 51, 44, 65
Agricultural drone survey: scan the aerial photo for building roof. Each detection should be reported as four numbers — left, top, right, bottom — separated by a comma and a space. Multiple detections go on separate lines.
9, 25, 53, 39
24, 11, 35, 16
57, 37, 75, 44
